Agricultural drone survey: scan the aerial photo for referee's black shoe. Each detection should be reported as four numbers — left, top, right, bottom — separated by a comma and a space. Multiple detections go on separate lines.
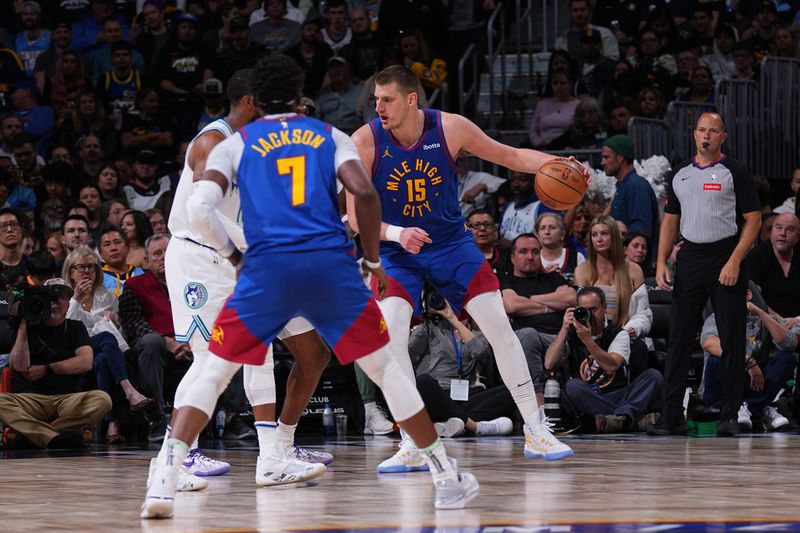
646, 415, 688, 436
716, 419, 740, 437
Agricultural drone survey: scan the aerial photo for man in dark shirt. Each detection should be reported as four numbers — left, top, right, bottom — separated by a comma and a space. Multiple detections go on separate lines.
340, 8, 382, 82
500, 233, 577, 336
748, 212, 800, 319
284, 17, 333, 100
0, 278, 111, 448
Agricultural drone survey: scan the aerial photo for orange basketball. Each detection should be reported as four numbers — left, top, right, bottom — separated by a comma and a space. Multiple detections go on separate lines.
534, 158, 588, 210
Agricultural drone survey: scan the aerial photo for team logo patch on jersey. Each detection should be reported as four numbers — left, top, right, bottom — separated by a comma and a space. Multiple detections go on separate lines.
379, 317, 387, 334
211, 325, 224, 345
184, 282, 209, 309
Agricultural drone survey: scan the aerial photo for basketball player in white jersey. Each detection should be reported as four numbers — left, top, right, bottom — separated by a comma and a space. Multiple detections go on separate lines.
158, 69, 334, 488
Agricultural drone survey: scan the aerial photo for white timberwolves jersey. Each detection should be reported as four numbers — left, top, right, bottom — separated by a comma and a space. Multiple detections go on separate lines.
169, 118, 246, 250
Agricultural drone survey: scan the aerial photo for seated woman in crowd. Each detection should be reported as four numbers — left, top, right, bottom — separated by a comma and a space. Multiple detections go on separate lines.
573, 216, 652, 362
96, 163, 124, 202
98, 198, 128, 228
565, 203, 591, 255
634, 86, 667, 119
63, 245, 152, 443
45, 50, 91, 125
770, 26, 800, 59
624, 232, 655, 278
120, 210, 154, 268
536, 212, 586, 282
677, 66, 715, 103
45, 232, 67, 263
54, 91, 117, 157
78, 184, 103, 236
528, 69, 580, 148
548, 97, 608, 167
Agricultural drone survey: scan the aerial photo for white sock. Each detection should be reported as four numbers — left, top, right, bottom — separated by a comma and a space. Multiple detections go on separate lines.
190, 435, 199, 451
255, 421, 277, 458
276, 420, 297, 452
157, 425, 172, 463
420, 439, 457, 484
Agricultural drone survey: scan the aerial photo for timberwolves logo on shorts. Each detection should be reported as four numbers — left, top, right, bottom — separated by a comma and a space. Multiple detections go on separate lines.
184, 282, 209, 309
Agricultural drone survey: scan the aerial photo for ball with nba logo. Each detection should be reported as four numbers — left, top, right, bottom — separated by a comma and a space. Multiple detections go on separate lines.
534, 158, 588, 210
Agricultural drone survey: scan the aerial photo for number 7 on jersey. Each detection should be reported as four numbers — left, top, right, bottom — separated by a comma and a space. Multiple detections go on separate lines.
277, 156, 306, 207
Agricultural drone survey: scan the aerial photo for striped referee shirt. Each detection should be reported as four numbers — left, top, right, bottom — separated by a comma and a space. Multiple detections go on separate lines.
664, 155, 760, 244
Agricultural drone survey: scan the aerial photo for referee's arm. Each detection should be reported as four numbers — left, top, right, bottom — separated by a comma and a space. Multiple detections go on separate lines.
719, 211, 760, 286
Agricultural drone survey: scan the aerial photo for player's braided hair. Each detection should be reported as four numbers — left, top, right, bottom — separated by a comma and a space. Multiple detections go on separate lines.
252, 54, 304, 114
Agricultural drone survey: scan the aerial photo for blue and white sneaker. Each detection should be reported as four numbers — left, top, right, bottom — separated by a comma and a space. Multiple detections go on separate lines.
183, 448, 231, 476
377, 438, 430, 473
287, 444, 334, 466
523, 419, 574, 461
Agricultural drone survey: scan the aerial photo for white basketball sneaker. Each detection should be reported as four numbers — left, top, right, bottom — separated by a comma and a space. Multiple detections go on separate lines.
286, 444, 334, 465
147, 457, 209, 492
434, 471, 480, 510
255, 450, 327, 486
363, 405, 395, 435
523, 421, 574, 461
434, 417, 466, 438
141, 461, 180, 519
183, 448, 231, 476
376, 438, 430, 473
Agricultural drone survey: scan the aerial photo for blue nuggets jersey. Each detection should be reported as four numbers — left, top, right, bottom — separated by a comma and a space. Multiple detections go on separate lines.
236, 115, 349, 254
369, 109, 468, 251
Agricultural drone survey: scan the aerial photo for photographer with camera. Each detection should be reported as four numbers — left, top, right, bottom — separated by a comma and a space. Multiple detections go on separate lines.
0, 278, 111, 448
544, 286, 663, 433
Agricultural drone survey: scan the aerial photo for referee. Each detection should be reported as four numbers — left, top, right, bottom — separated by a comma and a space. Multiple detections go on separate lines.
649, 112, 761, 437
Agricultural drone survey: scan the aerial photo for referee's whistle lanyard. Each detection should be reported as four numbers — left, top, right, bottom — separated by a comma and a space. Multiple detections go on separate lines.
451, 331, 465, 380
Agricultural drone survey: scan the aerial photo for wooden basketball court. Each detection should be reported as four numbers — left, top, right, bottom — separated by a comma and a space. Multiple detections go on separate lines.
3, 433, 800, 532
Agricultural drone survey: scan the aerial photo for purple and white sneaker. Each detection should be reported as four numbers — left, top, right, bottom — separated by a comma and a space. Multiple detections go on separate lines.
183, 448, 231, 476
287, 444, 334, 466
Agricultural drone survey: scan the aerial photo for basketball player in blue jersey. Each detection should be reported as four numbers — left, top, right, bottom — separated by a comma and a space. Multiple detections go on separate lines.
348, 66, 589, 470
156, 68, 337, 488
141, 55, 479, 520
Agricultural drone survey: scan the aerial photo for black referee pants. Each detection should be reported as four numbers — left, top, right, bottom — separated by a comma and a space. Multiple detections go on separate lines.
663, 238, 747, 424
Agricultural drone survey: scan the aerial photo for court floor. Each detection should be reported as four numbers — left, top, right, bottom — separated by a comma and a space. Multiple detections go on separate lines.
2, 432, 800, 532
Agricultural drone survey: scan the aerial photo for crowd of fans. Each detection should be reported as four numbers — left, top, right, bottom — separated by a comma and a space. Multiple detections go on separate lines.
0, 0, 799, 447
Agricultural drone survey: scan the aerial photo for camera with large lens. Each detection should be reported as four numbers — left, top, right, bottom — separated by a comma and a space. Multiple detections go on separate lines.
12, 282, 60, 325
573, 306, 592, 326
426, 290, 447, 312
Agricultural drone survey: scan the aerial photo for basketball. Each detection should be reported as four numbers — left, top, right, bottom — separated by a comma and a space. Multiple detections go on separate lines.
534, 158, 588, 210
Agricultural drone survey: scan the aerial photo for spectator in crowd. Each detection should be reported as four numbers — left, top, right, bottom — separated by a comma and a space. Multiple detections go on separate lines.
78, 185, 101, 234
61, 214, 92, 255
0, 277, 111, 449
624, 232, 655, 278
120, 209, 153, 268
15, 0, 50, 79
201, 1, 241, 54
398, 29, 447, 93
155, 13, 214, 139
774, 167, 800, 214
0, 164, 36, 212
95, 163, 123, 202
119, 233, 190, 440
122, 148, 171, 211
48, 145, 74, 166
573, 216, 652, 346
639, 6, 686, 55
633, 87, 667, 119
748, 212, 800, 319
770, 25, 800, 58
467, 209, 508, 275
195, 78, 226, 131
577, 28, 616, 99
96, 41, 144, 124
46, 232, 67, 262
248, 0, 306, 25
214, 17, 267, 86
456, 152, 506, 217
11, 133, 44, 192
71, 0, 129, 57
701, 288, 795, 432
145, 207, 168, 235
607, 103, 632, 135
599, 59, 639, 112
63, 245, 152, 443
98, 226, 143, 296
321, 0, 352, 52
134, 0, 170, 75
120, 87, 174, 161
566, 203, 591, 254
528, 70, 580, 148
732, 41, 759, 81
684, 5, 715, 57
250, 0, 301, 53
285, 17, 333, 100
38, 195, 68, 236
89, 18, 146, 85
549, 97, 608, 163
669, 48, 700, 100
626, 29, 676, 90
409, 296, 526, 438
537, 212, 586, 282
499, 170, 557, 247
46, 51, 92, 125
701, 23, 738, 82
677, 66, 715, 104
98, 199, 127, 229
74, 134, 105, 188
41, 161, 73, 206
602, 134, 659, 244
316, 56, 362, 134
341, 7, 382, 82
544, 286, 663, 433
0, 114, 25, 159
54, 91, 116, 159
555, 0, 619, 62
536, 50, 584, 103
10, 79, 54, 155
25, 248, 56, 284
746, 0, 779, 63
500, 233, 577, 338
34, 20, 73, 95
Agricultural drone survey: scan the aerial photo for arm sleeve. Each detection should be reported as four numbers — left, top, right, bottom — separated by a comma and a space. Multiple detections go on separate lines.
623, 284, 653, 337
729, 159, 761, 214
663, 167, 682, 215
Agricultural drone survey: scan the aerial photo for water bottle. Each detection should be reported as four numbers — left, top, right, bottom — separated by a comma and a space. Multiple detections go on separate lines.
322, 403, 334, 435
215, 407, 226, 438
543, 372, 562, 430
